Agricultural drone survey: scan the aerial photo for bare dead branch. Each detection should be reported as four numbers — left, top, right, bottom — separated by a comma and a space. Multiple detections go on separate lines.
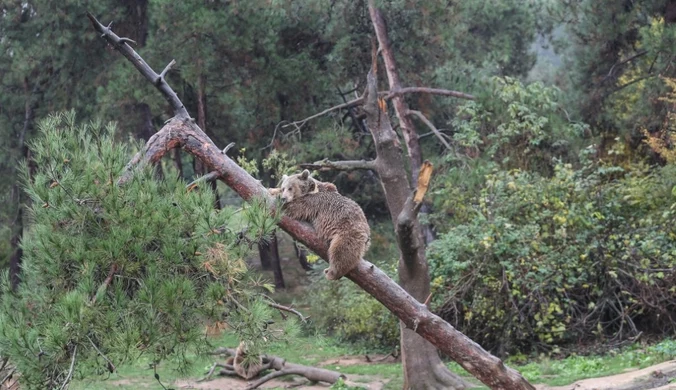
90, 263, 117, 305
186, 171, 221, 191
59, 345, 77, 390
199, 362, 235, 382
91, 15, 534, 389
266, 302, 308, 323
86, 336, 116, 373
157, 59, 176, 85
387, 87, 474, 101
407, 110, 453, 151
298, 158, 377, 172
282, 86, 473, 131
222, 142, 236, 155
86, 13, 189, 119
281, 97, 365, 129
244, 367, 343, 390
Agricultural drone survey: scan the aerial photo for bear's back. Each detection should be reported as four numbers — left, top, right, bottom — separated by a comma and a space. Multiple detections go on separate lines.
282, 191, 369, 241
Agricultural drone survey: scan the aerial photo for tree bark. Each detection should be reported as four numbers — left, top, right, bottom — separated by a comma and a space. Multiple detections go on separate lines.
367, 4, 463, 388
87, 14, 535, 389
258, 233, 285, 289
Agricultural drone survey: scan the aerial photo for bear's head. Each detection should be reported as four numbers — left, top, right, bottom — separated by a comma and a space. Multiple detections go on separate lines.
279, 169, 318, 202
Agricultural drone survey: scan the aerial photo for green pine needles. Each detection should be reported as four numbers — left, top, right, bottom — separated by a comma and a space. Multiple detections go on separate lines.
0, 112, 295, 389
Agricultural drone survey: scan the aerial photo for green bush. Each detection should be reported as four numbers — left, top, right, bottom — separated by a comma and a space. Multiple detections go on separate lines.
428, 159, 676, 354
0, 112, 290, 389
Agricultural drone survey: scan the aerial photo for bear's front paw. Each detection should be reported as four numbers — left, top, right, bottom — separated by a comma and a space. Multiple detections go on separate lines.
324, 268, 339, 280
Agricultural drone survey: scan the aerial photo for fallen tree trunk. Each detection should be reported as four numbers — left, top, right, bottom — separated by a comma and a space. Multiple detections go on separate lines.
208, 347, 344, 389
87, 12, 535, 390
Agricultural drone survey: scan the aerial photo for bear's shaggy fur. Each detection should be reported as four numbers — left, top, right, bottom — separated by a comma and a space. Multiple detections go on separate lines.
277, 170, 370, 280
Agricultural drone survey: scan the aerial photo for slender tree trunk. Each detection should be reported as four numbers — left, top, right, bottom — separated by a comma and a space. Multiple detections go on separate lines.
294, 242, 313, 271
270, 233, 285, 289
259, 233, 285, 288
367, 4, 465, 388
258, 241, 272, 270
10, 77, 36, 289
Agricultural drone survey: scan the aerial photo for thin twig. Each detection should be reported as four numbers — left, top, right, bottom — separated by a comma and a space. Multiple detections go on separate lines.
59, 345, 77, 390
407, 110, 453, 151
298, 158, 377, 172
283, 87, 474, 130
186, 171, 220, 191
267, 302, 308, 323
198, 362, 234, 382
281, 97, 365, 129
87, 336, 116, 373
386, 87, 474, 100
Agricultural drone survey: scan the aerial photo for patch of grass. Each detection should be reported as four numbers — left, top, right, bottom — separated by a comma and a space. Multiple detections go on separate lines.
70, 336, 676, 390
515, 339, 676, 386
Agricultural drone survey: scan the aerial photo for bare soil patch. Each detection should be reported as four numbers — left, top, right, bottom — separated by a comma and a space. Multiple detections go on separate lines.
537, 360, 676, 390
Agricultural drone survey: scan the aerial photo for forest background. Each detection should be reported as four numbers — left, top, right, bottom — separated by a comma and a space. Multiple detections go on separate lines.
1, 0, 676, 388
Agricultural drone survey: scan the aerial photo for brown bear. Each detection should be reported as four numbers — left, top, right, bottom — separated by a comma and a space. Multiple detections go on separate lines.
276, 170, 370, 280
267, 175, 337, 196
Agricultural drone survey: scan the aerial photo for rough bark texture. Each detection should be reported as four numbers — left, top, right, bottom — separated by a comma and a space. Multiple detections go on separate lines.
88, 13, 535, 389
367, 3, 464, 388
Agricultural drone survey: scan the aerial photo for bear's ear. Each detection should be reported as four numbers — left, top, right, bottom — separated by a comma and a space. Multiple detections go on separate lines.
281, 174, 288, 183
309, 181, 317, 193
300, 169, 311, 180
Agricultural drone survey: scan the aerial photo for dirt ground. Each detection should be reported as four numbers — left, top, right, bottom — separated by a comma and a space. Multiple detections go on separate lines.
536, 360, 676, 390
174, 360, 676, 390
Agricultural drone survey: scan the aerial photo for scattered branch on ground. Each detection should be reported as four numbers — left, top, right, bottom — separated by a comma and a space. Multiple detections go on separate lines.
86, 336, 116, 373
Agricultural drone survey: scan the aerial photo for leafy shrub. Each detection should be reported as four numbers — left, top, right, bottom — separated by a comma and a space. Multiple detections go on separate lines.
451, 76, 586, 173
428, 159, 676, 354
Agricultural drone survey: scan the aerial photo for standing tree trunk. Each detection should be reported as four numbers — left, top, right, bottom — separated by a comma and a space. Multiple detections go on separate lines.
294, 242, 313, 271
257, 233, 284, 288
367, 4, 466, 388
9, 76, 37, 289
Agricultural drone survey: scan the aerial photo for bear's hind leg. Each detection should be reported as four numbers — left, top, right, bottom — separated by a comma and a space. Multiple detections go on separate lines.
325, 235, 363, 280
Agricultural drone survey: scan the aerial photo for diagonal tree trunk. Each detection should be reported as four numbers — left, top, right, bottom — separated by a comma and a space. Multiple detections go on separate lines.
87, 13, 535, 389
367, 3, 464, 388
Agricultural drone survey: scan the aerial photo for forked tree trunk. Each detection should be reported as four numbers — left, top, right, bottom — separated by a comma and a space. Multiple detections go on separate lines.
367, 4, 467, 388
363, 69, 470, 389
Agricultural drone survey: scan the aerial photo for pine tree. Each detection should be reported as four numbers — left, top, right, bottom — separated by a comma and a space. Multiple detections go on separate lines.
0, 112, 293, 389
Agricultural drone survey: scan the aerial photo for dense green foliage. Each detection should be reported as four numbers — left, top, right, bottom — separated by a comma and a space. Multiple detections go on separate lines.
427, 77, 676, 354
0, 113, 293, 388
